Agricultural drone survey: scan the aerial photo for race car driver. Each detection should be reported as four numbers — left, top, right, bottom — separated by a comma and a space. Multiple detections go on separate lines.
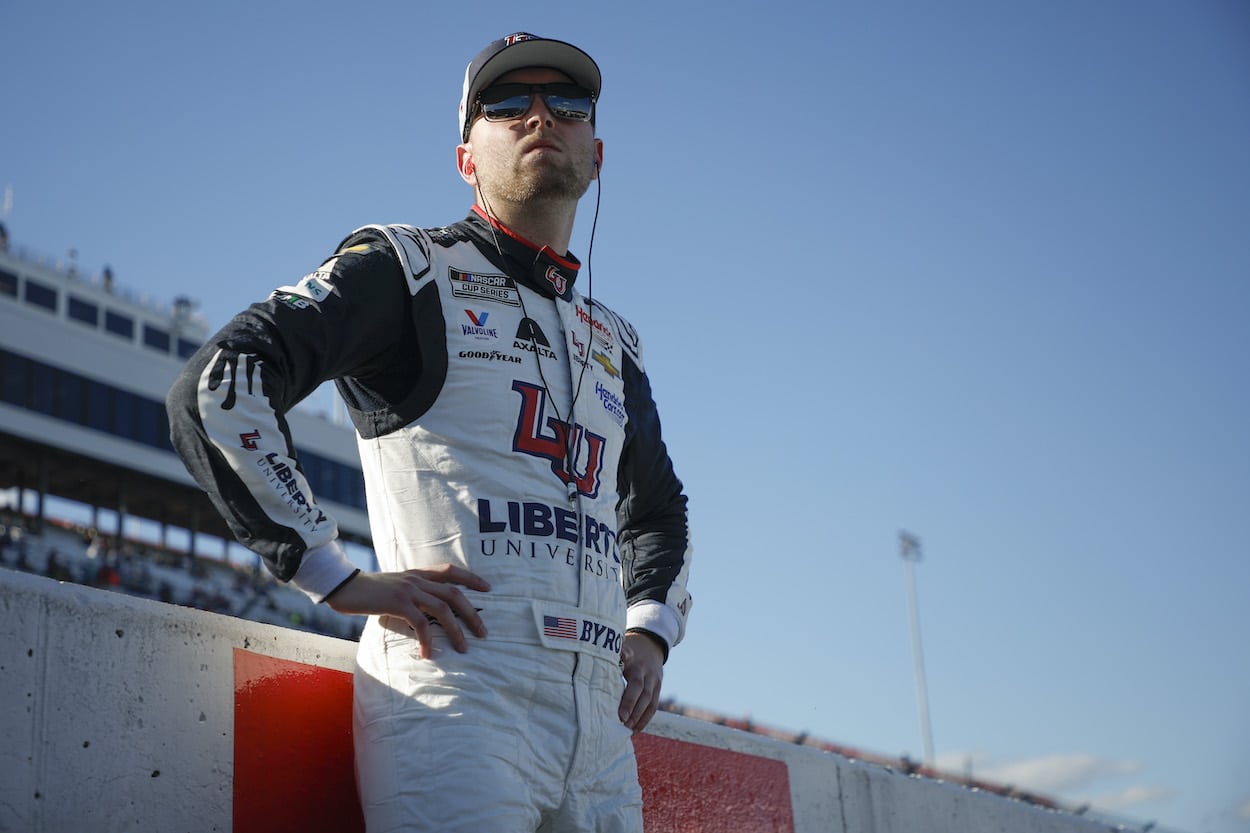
165, 32, 693, 833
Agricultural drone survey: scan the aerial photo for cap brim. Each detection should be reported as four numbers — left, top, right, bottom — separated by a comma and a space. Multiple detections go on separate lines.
469, 38, 601, 105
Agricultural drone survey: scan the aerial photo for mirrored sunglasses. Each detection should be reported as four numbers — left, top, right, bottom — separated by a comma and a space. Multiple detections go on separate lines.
476, 83, 595, 124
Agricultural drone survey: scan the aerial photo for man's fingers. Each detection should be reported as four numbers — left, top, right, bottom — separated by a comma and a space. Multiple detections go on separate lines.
407, 576, 488, 644
617, 683, 641, 725
437, 584, 489, 638
619, 632, 665, 731
618, 677, 660, 732
423, 563, 491, 592
630, 698, 659, 733
399, 611, 435, 659
332, 567, 492, 655
618, 661, 661, 730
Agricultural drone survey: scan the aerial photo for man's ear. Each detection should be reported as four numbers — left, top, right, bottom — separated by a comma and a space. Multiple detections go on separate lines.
592, 139, 604, 180
457, 144, 476, 185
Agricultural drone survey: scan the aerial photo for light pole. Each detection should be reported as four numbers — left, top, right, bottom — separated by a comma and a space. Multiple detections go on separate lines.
899, 530, 936, 767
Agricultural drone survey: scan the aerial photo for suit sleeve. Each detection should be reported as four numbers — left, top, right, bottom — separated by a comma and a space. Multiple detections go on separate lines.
615, 338, 693, 651
165, 241, 410, 593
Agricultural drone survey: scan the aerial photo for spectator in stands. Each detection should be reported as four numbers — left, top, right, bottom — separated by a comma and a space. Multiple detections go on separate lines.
166, 32, 694, 833
45, 548, 72, 581
99, 562, 121, 587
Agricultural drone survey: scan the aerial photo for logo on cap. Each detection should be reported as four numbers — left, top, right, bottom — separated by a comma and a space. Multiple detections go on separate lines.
504, 33, 537, 46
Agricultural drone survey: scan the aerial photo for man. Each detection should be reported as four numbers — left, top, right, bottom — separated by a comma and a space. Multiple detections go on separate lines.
166, 33, 693, 832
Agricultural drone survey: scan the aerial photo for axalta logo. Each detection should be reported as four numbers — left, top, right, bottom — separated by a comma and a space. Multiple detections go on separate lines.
273, 270, 337, 306
462, 309, 498, 339
512, 381, 606, 498
297, 271, 335, 301
514, 318, 556, 359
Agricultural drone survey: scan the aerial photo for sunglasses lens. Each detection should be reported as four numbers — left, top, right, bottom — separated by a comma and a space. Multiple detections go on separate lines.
478, 84, 594, 123
546, 93, 593, 121
539, 84, 593, 121
481, 93, 532, 121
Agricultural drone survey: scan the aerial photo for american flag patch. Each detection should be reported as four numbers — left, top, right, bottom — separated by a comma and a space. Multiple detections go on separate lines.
543, 615, 578, 640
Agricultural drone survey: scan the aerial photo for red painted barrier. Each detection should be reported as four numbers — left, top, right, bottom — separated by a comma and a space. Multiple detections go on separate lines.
233, 650, 364, 833
232, 650, 795, 832
634, 734, 795, 833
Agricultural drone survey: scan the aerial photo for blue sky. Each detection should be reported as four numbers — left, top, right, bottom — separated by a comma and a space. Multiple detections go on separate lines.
3, 2, 1248, 831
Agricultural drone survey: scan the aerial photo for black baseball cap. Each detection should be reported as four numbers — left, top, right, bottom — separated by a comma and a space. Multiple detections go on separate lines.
458, 33, 601, 142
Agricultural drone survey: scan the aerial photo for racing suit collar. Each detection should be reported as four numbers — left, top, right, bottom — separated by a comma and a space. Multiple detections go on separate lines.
466, 206, 580, 299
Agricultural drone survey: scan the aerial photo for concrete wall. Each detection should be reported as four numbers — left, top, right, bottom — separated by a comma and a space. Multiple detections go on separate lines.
0, 569, 1136, 833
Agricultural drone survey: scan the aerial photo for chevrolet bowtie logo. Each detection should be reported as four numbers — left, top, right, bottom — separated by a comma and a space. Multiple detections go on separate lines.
592, 350, 619, 378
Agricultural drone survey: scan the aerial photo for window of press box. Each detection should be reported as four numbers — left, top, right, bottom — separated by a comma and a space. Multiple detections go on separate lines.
24, 278, 57, 312
86, 379, 112, 432
105, 310, 134, 339
68, 296, 100, 327
0, 350, 28, 404
143, 324, 171, 353
177, 337, 200, 359
0, 269, 17, 298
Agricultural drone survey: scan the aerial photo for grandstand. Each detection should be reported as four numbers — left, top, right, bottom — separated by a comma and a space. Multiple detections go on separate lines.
0, 233, 368, 639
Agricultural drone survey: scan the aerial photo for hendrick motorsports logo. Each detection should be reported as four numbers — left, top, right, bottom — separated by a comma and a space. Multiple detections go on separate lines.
575, 304, 614, 346
595, 381, 625, 426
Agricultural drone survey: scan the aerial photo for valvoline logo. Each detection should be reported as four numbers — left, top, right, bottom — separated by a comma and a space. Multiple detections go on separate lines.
462, 310, 498, 339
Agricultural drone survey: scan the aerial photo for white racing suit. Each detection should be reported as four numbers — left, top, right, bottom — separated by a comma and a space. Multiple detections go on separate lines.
166, 208, 693, 832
